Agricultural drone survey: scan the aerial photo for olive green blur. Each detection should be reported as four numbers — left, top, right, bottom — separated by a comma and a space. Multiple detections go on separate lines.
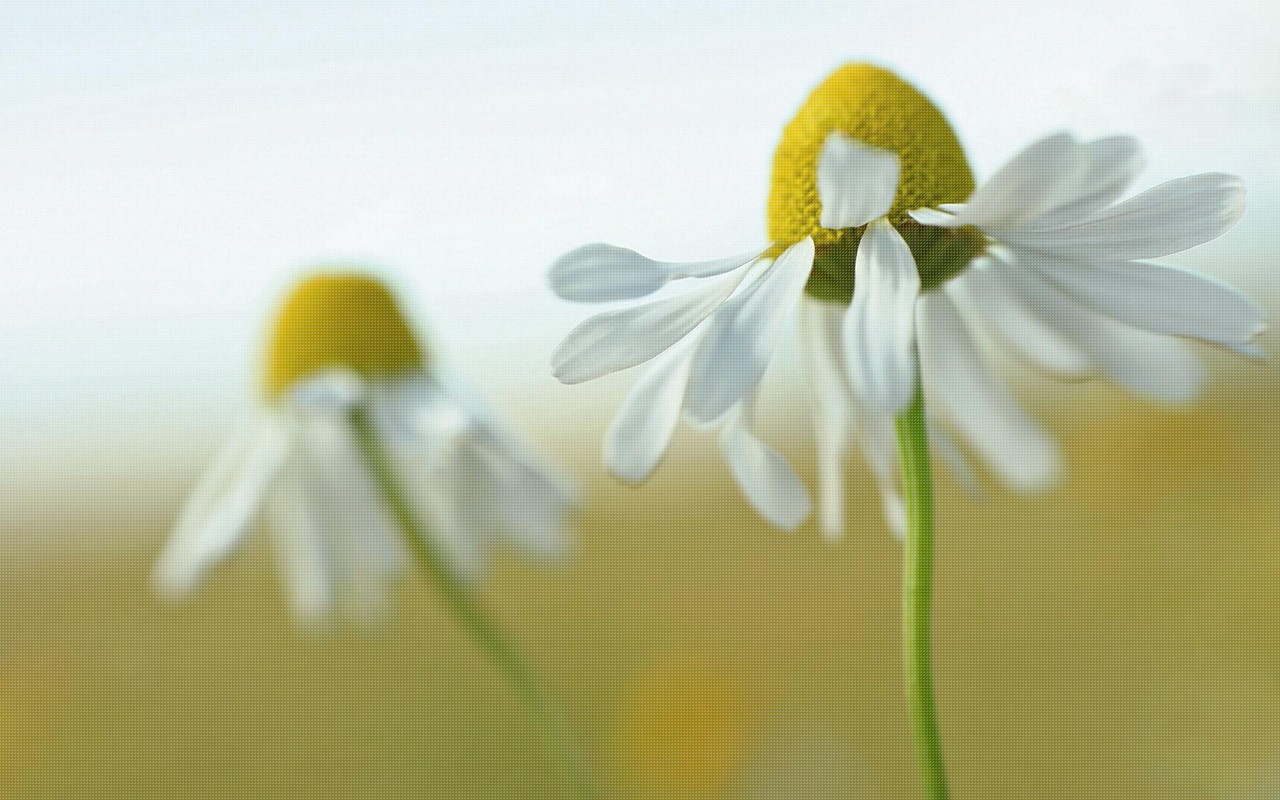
3, 360, 1278, 799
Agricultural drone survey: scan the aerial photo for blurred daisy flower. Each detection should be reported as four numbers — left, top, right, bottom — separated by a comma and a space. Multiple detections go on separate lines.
548, 63, 1263, 538
618, 654, 755, 800
155, 272, 576, 624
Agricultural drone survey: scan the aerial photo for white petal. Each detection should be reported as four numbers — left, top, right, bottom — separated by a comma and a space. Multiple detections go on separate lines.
551, 268, 747, 384
412, 372, 579, 502
605, 340, 696, 484
817, 134, 900, 230
1229, 341, 1266, 359
458, 424, 576, 561
800, 299, 851, 540
797, 299, 908, 540
489, 457, 575, 561
684, 238, 815, 425
927, 414, 981, 499
912, 136, 1144, 233
387, 374, 574, 578
155, 416, 290, 597
1003, 173, 1246, 261
1089, 318, 1206, 402
998, 262, 1207, 402
917, 292, 1061, 489
446, 444, 508, 576
718, 401, 812, 531
302, 415, 404, 625
954, 261, 1093, 376
853, 400, 899, 501
409, 451, 490, 582
549, 243, 763, 303
270, 461, 335, 623
943, 132, 1089, 230
1027, 136, 1145, 229
832, 370, 905, 539
288, 369, 365, 412
854, 402, 906, 540
427, 372, 580, 512
843, 219, 920, 413
375, 392, 487, 582
878, 479, 907, 540
907, 207, 963, 227
1022, 252, 1265, 346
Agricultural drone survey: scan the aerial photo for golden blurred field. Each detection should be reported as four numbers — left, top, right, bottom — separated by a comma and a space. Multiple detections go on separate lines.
3, 353, 1279, 799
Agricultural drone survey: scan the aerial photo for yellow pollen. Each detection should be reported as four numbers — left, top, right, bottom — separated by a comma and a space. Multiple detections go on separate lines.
262, 272, 427, 399
768, 63, 976, 248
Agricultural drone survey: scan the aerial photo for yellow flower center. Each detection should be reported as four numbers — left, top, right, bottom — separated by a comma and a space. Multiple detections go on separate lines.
262, 272, 427, 400
768, 63, 985, 300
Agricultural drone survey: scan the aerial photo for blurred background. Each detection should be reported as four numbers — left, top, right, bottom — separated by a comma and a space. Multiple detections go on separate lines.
2, 1, 1279, 797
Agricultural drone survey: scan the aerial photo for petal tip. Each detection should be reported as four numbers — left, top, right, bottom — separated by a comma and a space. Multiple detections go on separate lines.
1223, 185, 1247, 225
152, 568, 194, 602
605, 461, 653, 486
773, 502, 812, 533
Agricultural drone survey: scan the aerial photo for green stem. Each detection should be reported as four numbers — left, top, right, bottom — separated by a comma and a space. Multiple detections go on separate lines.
350, 407, 595, 800
895, 386, 950, 800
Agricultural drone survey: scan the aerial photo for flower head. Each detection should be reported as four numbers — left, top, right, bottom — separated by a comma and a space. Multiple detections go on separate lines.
548, 63, 1264, 538
262, 274, 428, 399
769, 62, 975, 241
157, 271, 576, 625
772, 64, 988, 304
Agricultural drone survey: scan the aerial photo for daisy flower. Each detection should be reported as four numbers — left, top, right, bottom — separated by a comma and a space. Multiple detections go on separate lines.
548, 62, 1263, 538
155, 272, 576, 624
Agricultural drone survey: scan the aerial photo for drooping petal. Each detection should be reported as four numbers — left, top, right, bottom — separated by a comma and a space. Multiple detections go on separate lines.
799, 299, 851, 540
954, 260, 1094, 376
829, 302, 911, 540
380, 387, 489, 582
935, 132, 1089, 231
927, 414, 982, 500
1002, 173, 1246, 261
718, 400, 812, 531
383, 372, 577, 570
854, 400, 906, 539
549, 243, 764, 303
155, 416, 291, 597
816, 134, 900, 230
1089, 317, 1207, 403
551, 268, 748, 384
684, 238, 816, 425
269, 457, 334, 623
485, 448, 576, 561
1018, 250, 1266, 346
843, 219, 920, 413
997, 263, 1207, 403
300, 410, 404, 625
427, 371, 580, 510
457, 426, 576, 561
917, 292, 1061, 490
403, 446, 490, 582
605, 339, 697, 484
877, 477, 907, 540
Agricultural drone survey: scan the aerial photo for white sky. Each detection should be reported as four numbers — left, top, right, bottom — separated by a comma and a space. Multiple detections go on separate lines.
1, 0, 1277, 472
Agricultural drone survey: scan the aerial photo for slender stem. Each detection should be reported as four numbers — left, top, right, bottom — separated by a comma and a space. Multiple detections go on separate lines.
895, 386, 950, 800
349, 407, 595, 800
